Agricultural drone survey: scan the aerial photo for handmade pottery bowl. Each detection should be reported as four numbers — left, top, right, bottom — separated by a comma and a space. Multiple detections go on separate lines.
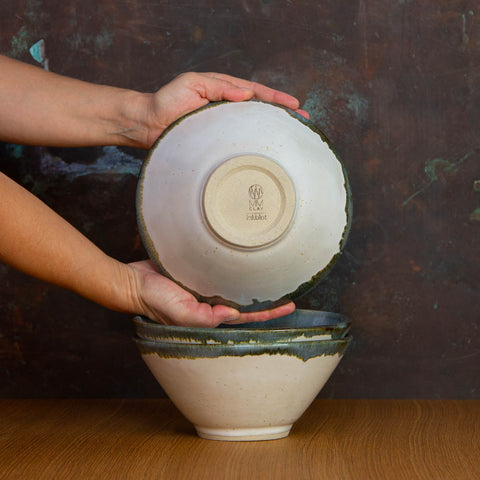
137, 100, 352, 311
135, 335, 351, 441
133, 309, 350, 344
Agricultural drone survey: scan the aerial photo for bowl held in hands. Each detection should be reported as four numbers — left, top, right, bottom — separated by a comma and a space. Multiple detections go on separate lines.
136, 101, 352, 311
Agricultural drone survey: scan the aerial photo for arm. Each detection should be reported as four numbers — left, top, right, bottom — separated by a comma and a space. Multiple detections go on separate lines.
0, 55, 308, 149
0, 55, 144, 148
0, 56, 303, 326
0, 171, 130, 311
0, 171, 294, 326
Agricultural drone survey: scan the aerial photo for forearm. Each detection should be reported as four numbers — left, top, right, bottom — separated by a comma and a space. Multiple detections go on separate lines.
0, 55, 151, 149
0, 172, 136, 312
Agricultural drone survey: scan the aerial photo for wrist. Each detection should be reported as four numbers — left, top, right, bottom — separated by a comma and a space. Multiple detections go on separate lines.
110, 89, 153, 149
101, 260, 143, 315
71, 254, 142, 316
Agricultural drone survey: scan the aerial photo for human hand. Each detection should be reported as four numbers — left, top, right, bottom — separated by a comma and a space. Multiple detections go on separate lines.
142, 72, 310, 148
126, 260, 295, 327
124, 74, 304, 325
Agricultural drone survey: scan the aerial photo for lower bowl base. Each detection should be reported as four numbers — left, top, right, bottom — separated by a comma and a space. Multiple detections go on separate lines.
195, 424, 292, 441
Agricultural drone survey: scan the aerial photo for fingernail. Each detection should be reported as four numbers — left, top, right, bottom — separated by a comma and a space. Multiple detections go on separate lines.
239, 87, 254, 96
223, 310, 240, 322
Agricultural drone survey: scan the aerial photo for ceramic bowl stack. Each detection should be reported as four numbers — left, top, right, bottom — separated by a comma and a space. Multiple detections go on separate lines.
134, 100, 353, 441
134, 310, 351, 441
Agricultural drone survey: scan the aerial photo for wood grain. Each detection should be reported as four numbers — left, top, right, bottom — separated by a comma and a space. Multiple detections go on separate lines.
1, 399, 479, 479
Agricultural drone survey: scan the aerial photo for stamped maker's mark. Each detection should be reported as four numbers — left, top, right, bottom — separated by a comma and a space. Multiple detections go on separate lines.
247, 184, 267, 220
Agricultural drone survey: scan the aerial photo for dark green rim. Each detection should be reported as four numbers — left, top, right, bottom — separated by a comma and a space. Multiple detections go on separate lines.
133, 309, 350, 343
135, 335, 352, 362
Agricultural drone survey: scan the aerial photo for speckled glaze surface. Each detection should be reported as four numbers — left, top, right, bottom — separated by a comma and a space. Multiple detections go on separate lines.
136, 101, 352, 311
135, 336, 351, 441
133, 309, 350, 344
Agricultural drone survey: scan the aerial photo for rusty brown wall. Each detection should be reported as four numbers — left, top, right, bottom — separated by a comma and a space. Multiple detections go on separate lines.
0, 0, 479, 398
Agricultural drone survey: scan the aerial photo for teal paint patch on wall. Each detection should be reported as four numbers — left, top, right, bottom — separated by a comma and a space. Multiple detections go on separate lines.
403, 149, 480, 206
424, 158, 458, 182
470, 208, 480, 222
7, 0, 47, 58
29, 39, 45, 64
65, 30, 115, 58
9, 26, 30, 57
5, 144, 25, 159
93, 30, 115, 53
303, 84, 368, 132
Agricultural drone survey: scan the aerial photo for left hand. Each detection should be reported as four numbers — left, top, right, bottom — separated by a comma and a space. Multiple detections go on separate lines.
142, 72, 310, 148
126, 260, 295, 327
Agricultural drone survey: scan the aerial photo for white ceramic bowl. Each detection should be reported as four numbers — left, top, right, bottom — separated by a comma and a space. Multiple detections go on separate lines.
137, 101, 352, 311
133, 309, 350, 344
135, 335, 351, 441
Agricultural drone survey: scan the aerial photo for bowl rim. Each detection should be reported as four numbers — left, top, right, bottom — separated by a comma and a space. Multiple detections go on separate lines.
135, 100, 353, 311
133, 309, 350, 335
134, 334, 352, 361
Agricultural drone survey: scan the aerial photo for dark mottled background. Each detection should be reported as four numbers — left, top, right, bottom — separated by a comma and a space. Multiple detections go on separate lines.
0, 0, 479, 399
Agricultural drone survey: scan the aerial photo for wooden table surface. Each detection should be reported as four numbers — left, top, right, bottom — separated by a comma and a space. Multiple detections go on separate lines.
1, 399, 479, 479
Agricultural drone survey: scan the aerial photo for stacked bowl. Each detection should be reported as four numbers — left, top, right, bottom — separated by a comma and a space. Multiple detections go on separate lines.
134, 310, 351, 441
134, 101, 353, 441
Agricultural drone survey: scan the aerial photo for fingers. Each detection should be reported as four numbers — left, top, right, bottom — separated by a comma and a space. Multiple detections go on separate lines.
169, 72, 308, 122
178, 301, 296, 327
194, 75, 253, 103
226, 301, 296, 325
130, 257, 297, 327
200, 73, 301, 111
147, 296, 295, 329
297, 109, 310, 120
